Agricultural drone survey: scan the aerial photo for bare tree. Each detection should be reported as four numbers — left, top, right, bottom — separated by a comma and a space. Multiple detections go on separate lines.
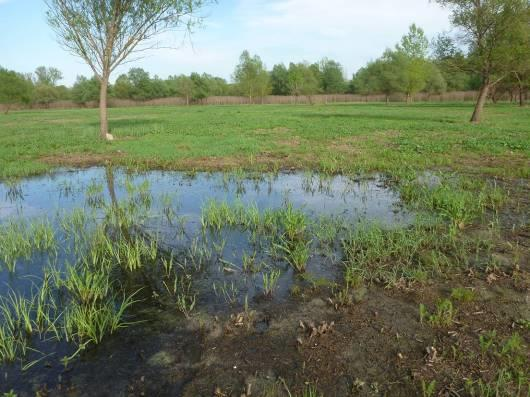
46, 0, 213, 140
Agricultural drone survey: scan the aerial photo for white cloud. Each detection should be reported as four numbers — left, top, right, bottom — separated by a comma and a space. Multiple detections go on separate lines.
231, 0, 452, 75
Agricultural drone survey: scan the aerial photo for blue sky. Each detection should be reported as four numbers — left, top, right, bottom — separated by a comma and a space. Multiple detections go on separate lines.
0, 0, 451, 85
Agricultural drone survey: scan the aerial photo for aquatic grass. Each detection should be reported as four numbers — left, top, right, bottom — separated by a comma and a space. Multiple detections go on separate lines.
341, 220, 473, 285
279, 203, 308, 242
85, 180, 105, 208
63, 291, 138, 346
30, 220, 57, 253
213, 281, 239, 305
163, 271, 196, 318
276, 237, 311, 273
0, 325, 23, 363
242, 251, 259, 273
0, 222, 32, 272
60, 264, 111, 305
399, 174, 506, 228
262, 269, 281, 297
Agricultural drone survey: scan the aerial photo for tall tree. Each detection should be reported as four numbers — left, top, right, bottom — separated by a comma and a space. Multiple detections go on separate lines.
0, 67, 33, 114
34, 66, 63, 86
71, 75, 100, 105
287, 62, 320, 103
46, 0, 212, 140
271, 64, 290, 95
431, 33, 476, 91
168, 74, 194, 104
319, 58, 346, 93
233, 51, 270, 102
394, 24, 431, 102
435, 0, 530, 122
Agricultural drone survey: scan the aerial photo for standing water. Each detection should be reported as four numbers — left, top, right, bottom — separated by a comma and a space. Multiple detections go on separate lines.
0, 168, 412, 395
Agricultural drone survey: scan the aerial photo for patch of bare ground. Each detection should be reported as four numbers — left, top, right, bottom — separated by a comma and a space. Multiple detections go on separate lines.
254, 127, 292, 135
276, 136, 302, 147
453, 153, 530, 175
330, 130, 400, 154
40, 152, 126, 167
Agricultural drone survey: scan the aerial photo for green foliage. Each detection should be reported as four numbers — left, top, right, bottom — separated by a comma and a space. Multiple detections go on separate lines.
450, 287, 475, 302
319, 58, 346, 93
419, 299, 455, 327
71, 75, 100, 105
234, 50, 270, 100
271, 64, 290, 95
0, 103, 529, 180
287, 62, 320, 98
0, 67, 33, 113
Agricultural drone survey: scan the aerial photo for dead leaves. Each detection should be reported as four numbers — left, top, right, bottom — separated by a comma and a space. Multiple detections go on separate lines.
297, 320, 335, 346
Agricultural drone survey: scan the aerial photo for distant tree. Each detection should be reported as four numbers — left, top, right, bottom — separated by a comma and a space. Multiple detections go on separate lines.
233, 51, 270, 102
399, 23, 429, 59
319, 58, 346, 93
353, 56, 398, 102
200, 74, 229, 96
33, 84, 61, 107
0, 67, 33, 114
113, 74, 135, 99
34, 66, 63, 86
435, 0, 530, 121
46, 0, 212, 140
190, 72, 209, 101
168, 74, 194, 104
271, 64, 290, 95
71, 75, 100, 105
287, 62, 320, 103
127, 68, 155, 100
431, 34, 475, 91
424, 63, 447, 95
385, 50, 427, 102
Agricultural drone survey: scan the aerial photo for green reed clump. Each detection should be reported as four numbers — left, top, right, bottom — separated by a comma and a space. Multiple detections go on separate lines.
63, 292, 137, 346
0, 219, 58, 272
85, 180, 105, 208
0, 222, 32, 272
279, 203, 308, 242
399, 174, 505, 228
262, 269, 281, 297
58, 264, 111, 305
276, 238, 311, 272
342, 222, 451, 285
201, 200, 244, 230
30, 220, 56, 252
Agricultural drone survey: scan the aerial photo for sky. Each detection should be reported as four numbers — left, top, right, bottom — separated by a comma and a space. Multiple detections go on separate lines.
0, 0, 452, 85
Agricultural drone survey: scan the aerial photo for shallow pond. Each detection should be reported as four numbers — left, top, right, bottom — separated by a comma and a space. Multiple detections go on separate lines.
0, 167, 413, 394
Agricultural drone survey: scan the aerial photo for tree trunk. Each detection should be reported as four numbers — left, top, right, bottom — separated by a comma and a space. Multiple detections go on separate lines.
471, 83, 489, 123
519, 84, 525, 107
99, 75, 111, 140
385, 95, 389, 105
4, 105, 10, 115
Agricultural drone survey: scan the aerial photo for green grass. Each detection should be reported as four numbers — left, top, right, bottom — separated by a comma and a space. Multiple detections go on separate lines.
0, 103, 529, 179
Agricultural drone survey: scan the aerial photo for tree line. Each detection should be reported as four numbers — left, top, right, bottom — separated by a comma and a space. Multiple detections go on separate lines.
0, 0, 528, 126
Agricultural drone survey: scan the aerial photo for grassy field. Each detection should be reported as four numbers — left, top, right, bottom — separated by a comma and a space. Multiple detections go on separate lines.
0, 103, 529, 395
0, 102, 529, 179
